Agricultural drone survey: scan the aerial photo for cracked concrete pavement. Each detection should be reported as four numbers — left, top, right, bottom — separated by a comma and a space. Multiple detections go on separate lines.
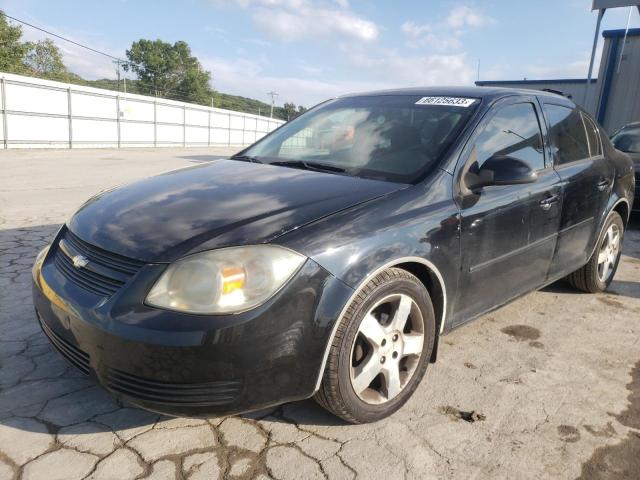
1, 147, 639, 479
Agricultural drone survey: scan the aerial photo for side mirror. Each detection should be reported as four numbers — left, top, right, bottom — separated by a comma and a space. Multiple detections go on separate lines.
612, 135, 631, 152
466, 155, 538, 189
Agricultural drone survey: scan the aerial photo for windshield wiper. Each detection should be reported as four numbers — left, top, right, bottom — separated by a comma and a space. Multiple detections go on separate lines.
269, 160, 346, 173
230, 154, 263, 163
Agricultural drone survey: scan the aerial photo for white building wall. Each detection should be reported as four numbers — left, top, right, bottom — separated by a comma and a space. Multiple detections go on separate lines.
0, 72, 284, 149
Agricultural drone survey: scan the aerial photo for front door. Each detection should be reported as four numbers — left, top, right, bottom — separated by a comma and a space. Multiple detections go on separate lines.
453, 97, 561, 325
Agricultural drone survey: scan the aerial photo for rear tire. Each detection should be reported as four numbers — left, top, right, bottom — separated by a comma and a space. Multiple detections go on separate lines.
566, 211, 624, 293
314, 268, 435, 424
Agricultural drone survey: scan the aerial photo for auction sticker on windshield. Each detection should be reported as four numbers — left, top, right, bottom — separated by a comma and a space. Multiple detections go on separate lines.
415, 96, 477, 107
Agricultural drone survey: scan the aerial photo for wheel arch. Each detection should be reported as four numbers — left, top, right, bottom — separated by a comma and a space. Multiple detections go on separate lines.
612, 197, 630, 227
587, 197, 630, 262
313, 256, 448, 393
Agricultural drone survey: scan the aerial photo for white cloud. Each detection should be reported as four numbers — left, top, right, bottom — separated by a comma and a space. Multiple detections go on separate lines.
401, 21, 462, 51
229, 0, 378, 41
526, 43, 603, 79
344, 47, 475, 86
202, 54, 386, 107
16, 22, 124, 80
201, 44, 476, 108
446, 5, 494, 29
401, 5, 494, 51
401, 21, 432, 38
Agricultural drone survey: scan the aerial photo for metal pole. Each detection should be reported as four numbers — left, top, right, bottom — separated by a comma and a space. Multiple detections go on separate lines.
116, 60, 120, 92
207, 108, 211, 147
67, 87, 72, 149
153, 100, 157, 148
583, 8, 605, 109
267, 91, 278, 118
1, 78, 7, 149
616, 7, 633, 74
116, 95, 121, 148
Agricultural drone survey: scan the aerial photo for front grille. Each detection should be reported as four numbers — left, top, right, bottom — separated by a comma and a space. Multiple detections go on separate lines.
105, 368, 242, 407
63, 230, 145, 275
53, 228, 145, 297
39, 316, 90, 375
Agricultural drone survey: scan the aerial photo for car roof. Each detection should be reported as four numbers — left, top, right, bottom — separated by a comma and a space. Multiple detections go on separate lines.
340, 86, 572, 104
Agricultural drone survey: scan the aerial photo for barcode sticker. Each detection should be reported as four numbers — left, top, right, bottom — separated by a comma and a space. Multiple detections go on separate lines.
415, 96, 476, 107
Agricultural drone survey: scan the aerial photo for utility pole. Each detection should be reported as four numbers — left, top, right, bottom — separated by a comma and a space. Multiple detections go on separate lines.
114, 59, 121, 92
267, 91, 278, 118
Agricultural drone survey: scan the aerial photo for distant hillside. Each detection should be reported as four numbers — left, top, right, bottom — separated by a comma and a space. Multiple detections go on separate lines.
84, 78, 289, 120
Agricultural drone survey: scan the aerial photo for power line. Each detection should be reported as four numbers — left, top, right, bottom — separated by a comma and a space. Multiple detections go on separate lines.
2, 13, 122, 61
1, 12, 206, 101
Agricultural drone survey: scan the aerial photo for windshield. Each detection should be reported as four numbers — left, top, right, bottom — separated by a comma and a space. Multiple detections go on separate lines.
239, 95, 479, 183
611, 124, 640, 154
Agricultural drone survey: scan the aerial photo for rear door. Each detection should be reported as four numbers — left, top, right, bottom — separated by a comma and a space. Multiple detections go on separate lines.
453, 97, 561, 325
542, 102, 613, 278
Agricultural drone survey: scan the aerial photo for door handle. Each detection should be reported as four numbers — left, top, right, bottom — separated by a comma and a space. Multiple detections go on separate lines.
596, 178, 610, 191
539, 194, 559, 211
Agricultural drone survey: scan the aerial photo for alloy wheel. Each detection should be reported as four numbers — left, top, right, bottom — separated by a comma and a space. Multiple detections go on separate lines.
349, 293, 424, 405
597, 223, 621, 283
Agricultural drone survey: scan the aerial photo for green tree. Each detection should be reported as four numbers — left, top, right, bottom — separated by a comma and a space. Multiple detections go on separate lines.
24, 39, 71, 81
0, 12, 30, 74
283, 102, 297, 120
124, 39, 212, 104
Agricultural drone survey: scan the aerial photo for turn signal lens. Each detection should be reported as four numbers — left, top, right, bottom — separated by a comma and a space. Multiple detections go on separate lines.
221, 266, 246, 294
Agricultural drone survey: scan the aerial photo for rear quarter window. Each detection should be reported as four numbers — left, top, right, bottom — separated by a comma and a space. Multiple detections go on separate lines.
581, 113, 602, 157
544, 104, 590, 165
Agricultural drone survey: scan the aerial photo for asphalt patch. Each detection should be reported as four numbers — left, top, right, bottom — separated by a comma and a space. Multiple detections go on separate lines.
558, 425, 580, 443
578, 361, 640, 479
439, 406, 486, 423
584, 422, 617, 438
597, 297, 625, 309
500, 325, 541, 341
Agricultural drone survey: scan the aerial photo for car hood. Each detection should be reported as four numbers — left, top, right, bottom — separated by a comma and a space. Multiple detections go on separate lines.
68, 159, 403, 263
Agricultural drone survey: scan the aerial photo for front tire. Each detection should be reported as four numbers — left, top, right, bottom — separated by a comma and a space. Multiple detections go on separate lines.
314, 268, 435, 424
566, 211, 624, 293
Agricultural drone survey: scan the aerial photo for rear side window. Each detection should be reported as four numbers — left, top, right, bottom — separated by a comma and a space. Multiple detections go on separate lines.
472, 102, 545, 172
544, 105, 590, 165
582, 113, 602, 157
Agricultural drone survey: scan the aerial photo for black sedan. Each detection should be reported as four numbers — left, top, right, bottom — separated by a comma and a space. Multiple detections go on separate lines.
611, 121, 640, 212
32, 87, 635, 423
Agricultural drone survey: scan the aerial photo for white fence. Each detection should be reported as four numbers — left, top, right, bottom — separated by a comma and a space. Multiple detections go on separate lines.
0, 72, 285, 149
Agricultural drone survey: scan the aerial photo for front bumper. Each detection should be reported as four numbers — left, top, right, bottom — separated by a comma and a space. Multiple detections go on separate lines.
32, 236, 352, 416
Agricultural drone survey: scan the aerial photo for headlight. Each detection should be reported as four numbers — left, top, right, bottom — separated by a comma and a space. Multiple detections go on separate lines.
145, 245, 306, 314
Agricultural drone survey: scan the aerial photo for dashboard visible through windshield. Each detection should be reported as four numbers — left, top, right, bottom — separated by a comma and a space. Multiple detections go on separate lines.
236, 95, 480, 183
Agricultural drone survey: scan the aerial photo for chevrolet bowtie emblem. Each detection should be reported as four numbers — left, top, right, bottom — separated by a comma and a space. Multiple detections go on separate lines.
72, 255, 89, 269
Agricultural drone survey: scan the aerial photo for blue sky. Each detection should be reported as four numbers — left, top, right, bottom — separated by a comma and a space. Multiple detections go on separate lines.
1, 0, 639, 107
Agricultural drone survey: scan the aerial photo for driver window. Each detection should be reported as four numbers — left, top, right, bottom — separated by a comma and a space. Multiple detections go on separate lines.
471, 103, 545, 172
